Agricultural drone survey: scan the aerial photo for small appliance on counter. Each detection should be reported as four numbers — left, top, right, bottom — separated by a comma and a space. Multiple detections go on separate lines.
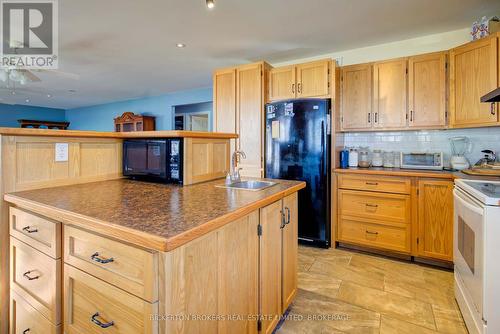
400, 152, 444, 170
474, 149, 497, 167
123, 139, 183, 183
450, 136, 471, 170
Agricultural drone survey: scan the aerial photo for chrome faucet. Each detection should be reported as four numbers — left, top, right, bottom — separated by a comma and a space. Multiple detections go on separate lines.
227, 150, 246, 184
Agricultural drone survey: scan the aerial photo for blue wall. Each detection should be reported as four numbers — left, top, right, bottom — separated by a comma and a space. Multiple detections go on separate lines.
0, 104, 65, 127
65, 87, 213, 131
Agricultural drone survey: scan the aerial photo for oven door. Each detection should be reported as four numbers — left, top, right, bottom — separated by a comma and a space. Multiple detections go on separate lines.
454, 188, 484, 317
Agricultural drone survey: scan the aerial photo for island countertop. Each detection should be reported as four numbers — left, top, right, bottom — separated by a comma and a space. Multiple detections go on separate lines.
4, 178, 305, 252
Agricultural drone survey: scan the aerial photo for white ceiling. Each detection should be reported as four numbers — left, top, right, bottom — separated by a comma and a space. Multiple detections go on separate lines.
1, 0, 500, 109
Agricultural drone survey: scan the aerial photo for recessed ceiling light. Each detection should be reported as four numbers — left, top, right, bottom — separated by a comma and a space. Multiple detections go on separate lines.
25, 98, 30, 103
11, 91, 16, 95
176, 43, 186, 48
206, 0, 215, 9
47, 94, 52, 98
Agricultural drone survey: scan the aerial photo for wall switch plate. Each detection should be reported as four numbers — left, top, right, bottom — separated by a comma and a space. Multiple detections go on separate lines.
55, 143, 69, 162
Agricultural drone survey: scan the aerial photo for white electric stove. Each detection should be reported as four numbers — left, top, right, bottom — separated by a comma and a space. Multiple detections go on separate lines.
454, 179, 500, 334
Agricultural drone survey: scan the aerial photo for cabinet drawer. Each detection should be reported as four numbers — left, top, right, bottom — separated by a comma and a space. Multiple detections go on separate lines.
10, 237, 61, 324
339, 190, 410, 224
338, 174, 411, 194
10, 290, 61, 334
9, 207, 61, 258
64, 225, 158, 302
64, 265, 158, 334
338, 219, 410, 253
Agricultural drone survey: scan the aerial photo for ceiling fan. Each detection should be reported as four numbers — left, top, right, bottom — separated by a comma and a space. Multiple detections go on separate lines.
0, 40, 80, 87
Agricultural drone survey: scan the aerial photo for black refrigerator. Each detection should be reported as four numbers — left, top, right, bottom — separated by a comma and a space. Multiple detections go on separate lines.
265, 99, 331, 248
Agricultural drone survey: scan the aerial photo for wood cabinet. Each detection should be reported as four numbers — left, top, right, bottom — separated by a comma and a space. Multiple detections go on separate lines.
373, 58, 408, 129
340, 64, 373, 130
336, 172, 454, 263
268, 65, 295, 101
212, 62, 269, 177
268, 59, 331, 101
259, 200, 283, 334
10, 290, 61, 334
449, 35, 499, 128
213, 68, 237, 134
183, 137, 230, 185
408, 52, 447, 128
417, 179, 454, 261
236, 62, 266, 177
281, 193, 298, 313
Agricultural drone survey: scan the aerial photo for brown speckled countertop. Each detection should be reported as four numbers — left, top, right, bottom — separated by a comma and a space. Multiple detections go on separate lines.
4, 178, 305, 251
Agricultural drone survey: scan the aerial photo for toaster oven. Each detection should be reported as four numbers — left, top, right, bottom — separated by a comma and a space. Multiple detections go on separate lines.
400, 152, 443, 170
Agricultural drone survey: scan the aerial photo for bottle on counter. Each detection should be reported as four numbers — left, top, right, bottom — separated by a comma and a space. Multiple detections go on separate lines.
348, 148, 359, 167
340, 148, 349, 169
372, 150, 383, 167
358, 147, 371, 168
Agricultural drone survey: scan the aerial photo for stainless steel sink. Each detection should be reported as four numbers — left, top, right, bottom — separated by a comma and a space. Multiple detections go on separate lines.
216, 180, 277, 191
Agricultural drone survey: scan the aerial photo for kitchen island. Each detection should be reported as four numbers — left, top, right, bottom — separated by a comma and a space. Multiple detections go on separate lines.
5, 177, 305, 334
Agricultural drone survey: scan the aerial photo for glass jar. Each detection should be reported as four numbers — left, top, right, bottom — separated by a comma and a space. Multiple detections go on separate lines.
383, 151, 395, 168
372, 150, 383, 167
348, 148, 358, 167
358, 147, 371, 168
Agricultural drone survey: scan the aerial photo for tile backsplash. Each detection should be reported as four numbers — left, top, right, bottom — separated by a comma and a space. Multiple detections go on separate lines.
343, 127, 500, 167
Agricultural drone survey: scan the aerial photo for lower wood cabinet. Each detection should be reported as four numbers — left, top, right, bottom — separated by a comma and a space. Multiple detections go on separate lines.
64, 264, 158, 334
10, 289, 61, 334
336, 173, 454, 262
9, 191, 300, 334
417, 179, 454, 261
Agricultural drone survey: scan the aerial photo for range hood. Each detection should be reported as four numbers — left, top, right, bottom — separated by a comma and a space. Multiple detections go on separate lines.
481, 87, 500, 103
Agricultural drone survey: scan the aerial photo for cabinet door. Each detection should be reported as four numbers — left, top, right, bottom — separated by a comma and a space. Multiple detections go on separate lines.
373, 59, 408, 129
341, 64, 373, 130
408, 52, 447, 128
417, 179, 454, 261
450, 37, 499, 128
296, 60, 330, 98
237, 62, 264, 177
268, 65, 296, 101
259, 200, 282, 334
281, 193, 298, 313
213, 68, 236, 133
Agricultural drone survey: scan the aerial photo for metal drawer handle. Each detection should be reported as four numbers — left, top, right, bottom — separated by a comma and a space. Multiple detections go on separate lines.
23, 270, 40, 281
91, 252, 114, 264
365, 182, 378, 186
365, 203, 378, 208
297, 83, 302, 93
91, 312, 114, 328
22, 226, 38, 233
280, 211, 286, 229
491, 103, 496, 116
292, 83, 295, 94
285, 207, 291, 225
22, 329, 30, 334
365, 230, 379, 235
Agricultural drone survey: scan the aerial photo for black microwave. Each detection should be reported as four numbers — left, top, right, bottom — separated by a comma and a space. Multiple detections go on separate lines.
123, 139, 183, 184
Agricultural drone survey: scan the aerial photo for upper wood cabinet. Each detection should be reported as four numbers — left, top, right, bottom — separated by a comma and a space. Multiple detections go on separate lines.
408, 52, 447, 128
296, 60, 330, 98
268, 59, 331, 101
236, 62, 267, 178
340, 64, 373, 130
213, 68, 236, 133
268, 65, 295, 101
449, 35, 499, 128
213, 61, 269, 178
417, 179, 454, 261
373, 58, 408, 129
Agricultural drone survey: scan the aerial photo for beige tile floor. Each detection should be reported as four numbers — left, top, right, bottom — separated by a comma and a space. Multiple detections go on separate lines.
277, 245, 468, 334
